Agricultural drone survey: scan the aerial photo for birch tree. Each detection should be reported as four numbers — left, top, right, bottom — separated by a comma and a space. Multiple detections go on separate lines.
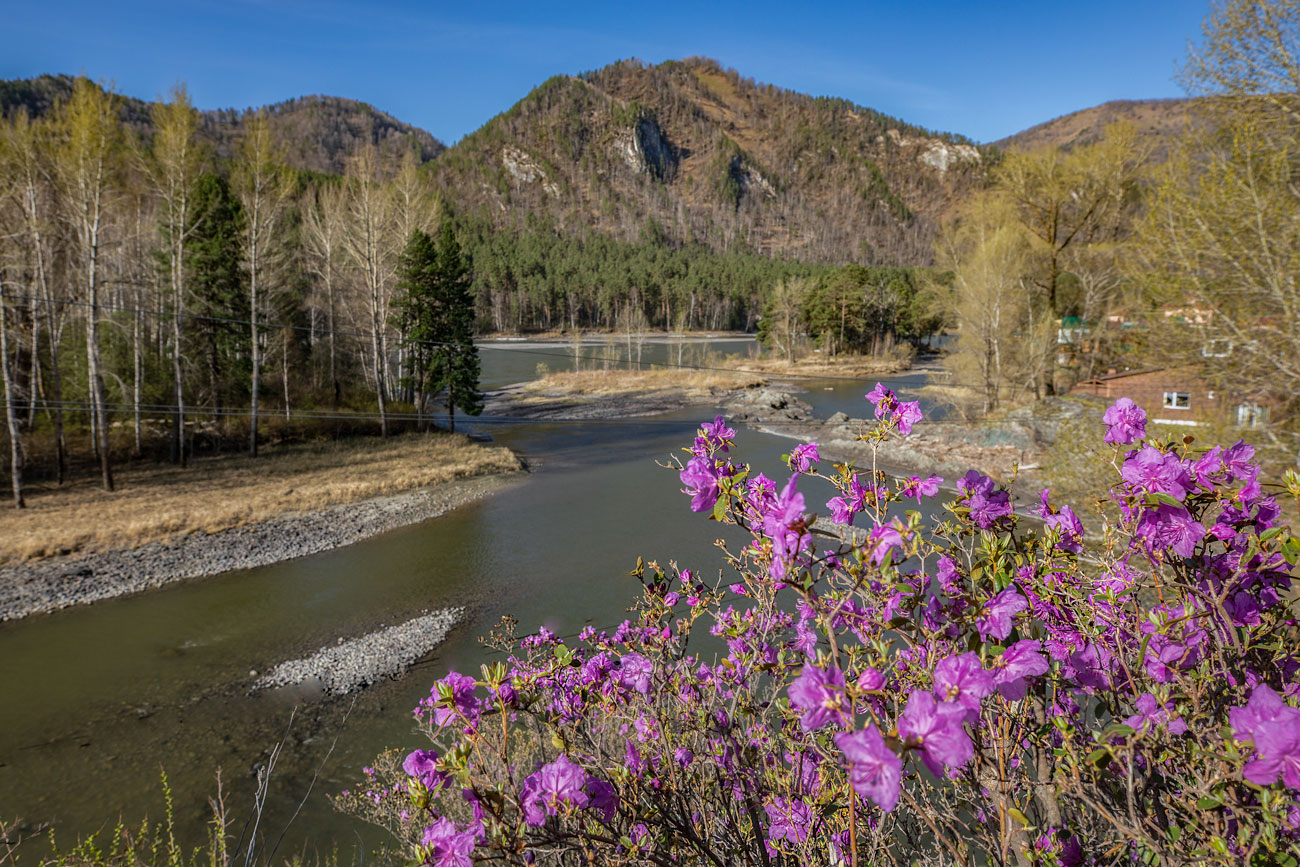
303, 182, 346, 403
149, 83, 200, 467
0, 269, 23, 507
934, 194, 1041, 416
233, 110, 292, 456
1, 110, 67, 482
56, 76, 118, 491
340, 144, 396, 436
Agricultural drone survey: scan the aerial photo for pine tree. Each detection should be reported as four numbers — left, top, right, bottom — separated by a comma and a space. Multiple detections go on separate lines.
392, 229, 439, 430
432, 221, 481, 432
185, 173, 248, 424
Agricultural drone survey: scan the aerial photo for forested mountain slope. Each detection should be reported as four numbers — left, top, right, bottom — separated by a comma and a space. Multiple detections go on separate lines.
432, 58, 987, 267
0, 74, 444, 174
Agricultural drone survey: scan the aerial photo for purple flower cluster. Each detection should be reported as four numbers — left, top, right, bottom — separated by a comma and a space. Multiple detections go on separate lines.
1102, 396, 1146, 444
866, 382, 923, 435
790, 442, 820, 473
1232, 685, 1300, 789
900, 473, 943, 503
520, 754, 618, 825
403, 749, 449, 792
957, 470, 1013, 528
421, 817, 478, 867
419, 671, 482, 729
787, 662, 847, 731
355, 393, 1299, 867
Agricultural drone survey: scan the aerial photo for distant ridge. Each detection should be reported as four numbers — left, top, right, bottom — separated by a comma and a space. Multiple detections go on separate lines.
992, 97, 1195, 155
3, 67, 1199, 268
0, 74, 445, 175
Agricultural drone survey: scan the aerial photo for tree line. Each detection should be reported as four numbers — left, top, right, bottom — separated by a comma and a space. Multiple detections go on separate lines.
0, 78, 483, 507
0, 76, 945, 510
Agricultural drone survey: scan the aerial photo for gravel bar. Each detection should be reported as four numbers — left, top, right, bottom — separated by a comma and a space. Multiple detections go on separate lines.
254, 608, 465, 695
0, 473, 520, 622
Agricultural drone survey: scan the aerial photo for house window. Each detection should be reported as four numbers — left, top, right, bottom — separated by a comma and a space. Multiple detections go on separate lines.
1162, 391, 1191, 410
1236, 403, 1268, 428
1202, 339, 1232, 358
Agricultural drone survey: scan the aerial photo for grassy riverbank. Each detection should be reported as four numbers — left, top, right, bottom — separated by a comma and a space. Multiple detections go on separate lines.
0, 433, 522, 565
518, 367, 764, 400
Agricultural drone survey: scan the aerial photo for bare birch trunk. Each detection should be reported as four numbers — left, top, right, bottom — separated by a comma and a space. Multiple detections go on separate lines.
0, 274, 26, 508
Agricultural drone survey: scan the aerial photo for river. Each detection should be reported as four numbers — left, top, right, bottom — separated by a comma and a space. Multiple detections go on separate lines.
0, 337, 939, 860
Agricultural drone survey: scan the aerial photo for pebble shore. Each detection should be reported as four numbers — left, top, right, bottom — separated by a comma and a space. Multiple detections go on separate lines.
0, 473, 520, 622
254, 608, 465, 695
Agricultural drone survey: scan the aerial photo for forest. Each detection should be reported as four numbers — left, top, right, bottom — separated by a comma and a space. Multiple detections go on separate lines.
0, 76, 942, 507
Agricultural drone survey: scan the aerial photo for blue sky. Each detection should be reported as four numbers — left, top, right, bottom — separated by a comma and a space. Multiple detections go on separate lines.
4, 1, 1210, 145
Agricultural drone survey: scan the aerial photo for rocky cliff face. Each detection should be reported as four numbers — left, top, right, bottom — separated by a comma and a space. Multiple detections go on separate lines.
431, 58, 988, 267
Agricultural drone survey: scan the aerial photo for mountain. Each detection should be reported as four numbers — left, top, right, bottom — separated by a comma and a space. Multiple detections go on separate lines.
0, 74, 444, 175
992, 97, 1195, 156
431, 58, 987, 267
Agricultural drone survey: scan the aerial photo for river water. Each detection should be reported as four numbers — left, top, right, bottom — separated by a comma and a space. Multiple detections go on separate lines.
0, 338, 937, 859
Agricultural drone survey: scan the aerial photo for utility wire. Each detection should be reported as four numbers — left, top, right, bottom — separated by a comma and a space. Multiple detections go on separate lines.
0, 288, 1170, 392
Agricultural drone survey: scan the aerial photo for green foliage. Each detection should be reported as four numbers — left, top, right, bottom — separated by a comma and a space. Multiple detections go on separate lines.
393, 223, 482, 430
185, 172, 250, 408
754, 264, 942, 358
456, 213, 822, 333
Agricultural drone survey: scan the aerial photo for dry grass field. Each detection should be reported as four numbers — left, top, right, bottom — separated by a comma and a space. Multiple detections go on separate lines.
519, 366, 765, 400
718, 353, 912, 378
521, 350, 909, 401
0, 433, 522, 564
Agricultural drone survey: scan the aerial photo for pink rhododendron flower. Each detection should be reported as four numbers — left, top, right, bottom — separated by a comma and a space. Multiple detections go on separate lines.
835, 724, 902, 812
787, 662, 847, 731
520, 755, 590, 826
421, 817, 478, 867
1121, 446, 1193, 500
1232, 685, 1300, 789
1102, 397, 1146, 444
978, 588, 1027, 642
790, 442, 820, 472
901, 473, 943, 503
991, 639, 1049, 701
932, 652, 994, 717
679, 456, 721, 513
898, 689, 974, 777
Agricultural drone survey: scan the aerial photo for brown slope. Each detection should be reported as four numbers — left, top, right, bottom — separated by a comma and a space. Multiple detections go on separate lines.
992, 97, 1195, 155
433, 57, 988, 267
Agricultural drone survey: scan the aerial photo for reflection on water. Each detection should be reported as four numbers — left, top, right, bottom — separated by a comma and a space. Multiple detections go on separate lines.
0, 337, 934, 856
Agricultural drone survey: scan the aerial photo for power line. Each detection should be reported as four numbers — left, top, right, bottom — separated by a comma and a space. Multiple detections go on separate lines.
0, 288, 1185, 394
0, 397, 933, 429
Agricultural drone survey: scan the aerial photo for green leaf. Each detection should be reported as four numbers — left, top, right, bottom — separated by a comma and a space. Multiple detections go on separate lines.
1282, 537, 1300, 565
1085, 748, 1112, 769
1259, 525, 1285, 542
711, 494, 727, 522
1147, 491, 1185, 508
1006, 807, 1030, 829
1100, 723, 1135, 742
1196, 796, 1223, 810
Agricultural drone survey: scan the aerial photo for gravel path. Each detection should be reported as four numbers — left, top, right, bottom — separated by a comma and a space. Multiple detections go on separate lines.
253, 608, 465, 695
0, 473, 521, 622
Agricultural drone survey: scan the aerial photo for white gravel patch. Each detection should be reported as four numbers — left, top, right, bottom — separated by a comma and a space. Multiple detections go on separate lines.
255, 608, 465, 695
